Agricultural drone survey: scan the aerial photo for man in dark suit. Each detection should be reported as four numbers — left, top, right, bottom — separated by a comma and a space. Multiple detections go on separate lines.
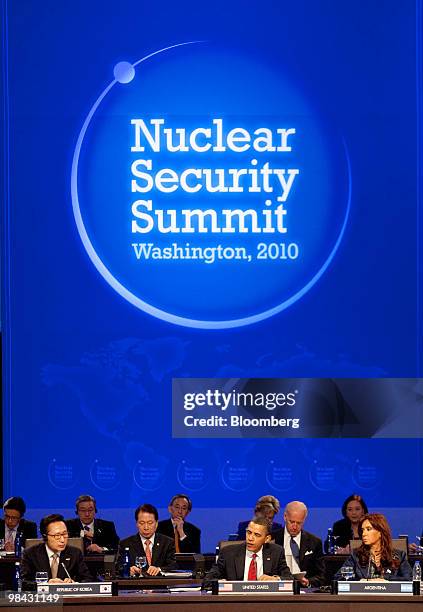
65, 494, 119, 553
157, 494, 201, 553
0, 497, 37, 550
21, 514, 92, 584
205, 516, 291, 582
273, 501, 325, 587
117, 503, 176, 576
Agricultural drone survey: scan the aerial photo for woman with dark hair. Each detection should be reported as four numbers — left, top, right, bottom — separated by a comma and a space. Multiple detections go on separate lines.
335, 513, 412, 580
331, 494, 368, 550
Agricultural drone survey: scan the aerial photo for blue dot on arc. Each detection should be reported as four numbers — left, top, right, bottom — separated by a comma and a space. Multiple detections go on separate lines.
113, 61, 135, 84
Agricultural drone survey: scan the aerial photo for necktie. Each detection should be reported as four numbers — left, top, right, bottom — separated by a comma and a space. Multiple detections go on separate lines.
83, 525, 92, 549
144, 539, 152, 565
51, 553, 59, 579
174, 526, 180, 553
248, 553, 257, 580
6, 529, 15, 545
290, 536, 300, 564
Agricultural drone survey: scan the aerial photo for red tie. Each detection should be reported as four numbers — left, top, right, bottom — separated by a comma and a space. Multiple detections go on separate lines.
248, 553, 257, 580
144, 539, 152, 565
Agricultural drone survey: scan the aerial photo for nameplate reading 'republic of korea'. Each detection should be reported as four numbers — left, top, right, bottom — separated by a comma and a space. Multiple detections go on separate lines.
37, 582, 113, 597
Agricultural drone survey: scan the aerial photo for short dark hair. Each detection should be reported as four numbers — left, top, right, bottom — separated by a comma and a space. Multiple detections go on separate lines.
75, 495, 97, 512
135, 504, 158, 522
40, 514, 66, 539
248, 516, 270, 534
3, 497, 26, 516
341, 494, 368, 518
169, 494, 192, 511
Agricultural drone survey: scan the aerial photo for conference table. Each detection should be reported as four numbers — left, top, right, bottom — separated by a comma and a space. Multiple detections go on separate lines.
1, 554, 423, 610
2, 552, 412, 587
1, 590, 423, 611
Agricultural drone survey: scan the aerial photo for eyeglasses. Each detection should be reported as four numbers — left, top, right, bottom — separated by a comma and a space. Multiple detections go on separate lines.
138, 521, 155, 527
47, 532, 68, 540
4, 513, 20, 522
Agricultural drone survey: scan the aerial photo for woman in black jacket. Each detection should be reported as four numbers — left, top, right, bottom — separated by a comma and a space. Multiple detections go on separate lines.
331, 494, 368, 550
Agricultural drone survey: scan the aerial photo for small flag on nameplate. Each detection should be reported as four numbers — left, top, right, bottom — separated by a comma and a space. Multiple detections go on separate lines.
219, 582, 233, 592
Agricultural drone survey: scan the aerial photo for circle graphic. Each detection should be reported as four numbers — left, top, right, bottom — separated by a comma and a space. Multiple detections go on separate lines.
265, 459, 297, 491
352, 459, 380, 489
90, 459, 120, 491
221, 460, 254, 491
72, 42, 351, 329
48, 459, 77, 490
133, 459, 166, 491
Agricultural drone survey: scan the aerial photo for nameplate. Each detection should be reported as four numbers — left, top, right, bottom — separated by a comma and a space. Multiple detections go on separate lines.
337, 581, 413, 595
219, 580, 293, 594
37, 582, 113, 597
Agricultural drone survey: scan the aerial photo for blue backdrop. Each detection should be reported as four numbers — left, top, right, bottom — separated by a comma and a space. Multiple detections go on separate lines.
1, 0, 422, 548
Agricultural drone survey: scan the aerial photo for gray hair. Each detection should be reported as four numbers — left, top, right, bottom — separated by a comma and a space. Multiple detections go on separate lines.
284, 501, 308, 517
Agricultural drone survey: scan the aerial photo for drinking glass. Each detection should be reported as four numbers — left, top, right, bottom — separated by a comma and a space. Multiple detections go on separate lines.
0, 539, 5, 552
35, 572, 49, 584
135, 556, 148, 575
342, 564, 354, 580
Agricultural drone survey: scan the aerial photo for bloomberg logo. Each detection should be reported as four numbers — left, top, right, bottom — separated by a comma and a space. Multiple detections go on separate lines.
72, 42, 351, 328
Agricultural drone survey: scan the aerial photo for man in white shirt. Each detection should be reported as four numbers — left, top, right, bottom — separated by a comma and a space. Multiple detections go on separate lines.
273, 501, 325, 587
205, 516, 291, 582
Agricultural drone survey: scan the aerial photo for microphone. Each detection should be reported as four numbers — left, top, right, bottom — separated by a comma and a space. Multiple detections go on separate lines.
61, 562, 72, 580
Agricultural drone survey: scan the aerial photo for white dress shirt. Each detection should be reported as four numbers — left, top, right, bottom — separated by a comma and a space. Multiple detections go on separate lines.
243, 547, 264, 580
45, 545, 60, 567
80, 521, 94, 538
284, 528, 301, 574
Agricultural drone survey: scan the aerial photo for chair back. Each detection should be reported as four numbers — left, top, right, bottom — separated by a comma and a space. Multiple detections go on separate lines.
24, 537, 84, 553
350, 537, 408, 558
216, 540, 245, 552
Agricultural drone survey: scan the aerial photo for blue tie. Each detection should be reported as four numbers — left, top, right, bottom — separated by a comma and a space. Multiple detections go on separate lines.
290, 536, 300, 563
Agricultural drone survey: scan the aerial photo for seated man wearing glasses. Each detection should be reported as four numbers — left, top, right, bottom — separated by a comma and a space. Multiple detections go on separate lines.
157, 494, 201, 553
1, 497, 37, 551
21, 514, 92, 584
116, 503, 177, 576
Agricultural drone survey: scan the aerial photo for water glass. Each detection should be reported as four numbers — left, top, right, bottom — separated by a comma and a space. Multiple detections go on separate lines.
35, 572, 49, 584
342, 564, 354, 580
0, 539, 5, 551
135, 556, 147, 574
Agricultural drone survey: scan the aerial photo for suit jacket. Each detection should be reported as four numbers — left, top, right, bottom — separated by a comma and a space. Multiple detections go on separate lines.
236, 520, 283, 541
273, 528, 326, 587
157, 518, 201, 553
205, 542, 292, 582
0, 518, 37, 545
21, 543, 93, 583
116, 532, 177, 574
65, 517, 119, 552
334, 549, 412, 581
